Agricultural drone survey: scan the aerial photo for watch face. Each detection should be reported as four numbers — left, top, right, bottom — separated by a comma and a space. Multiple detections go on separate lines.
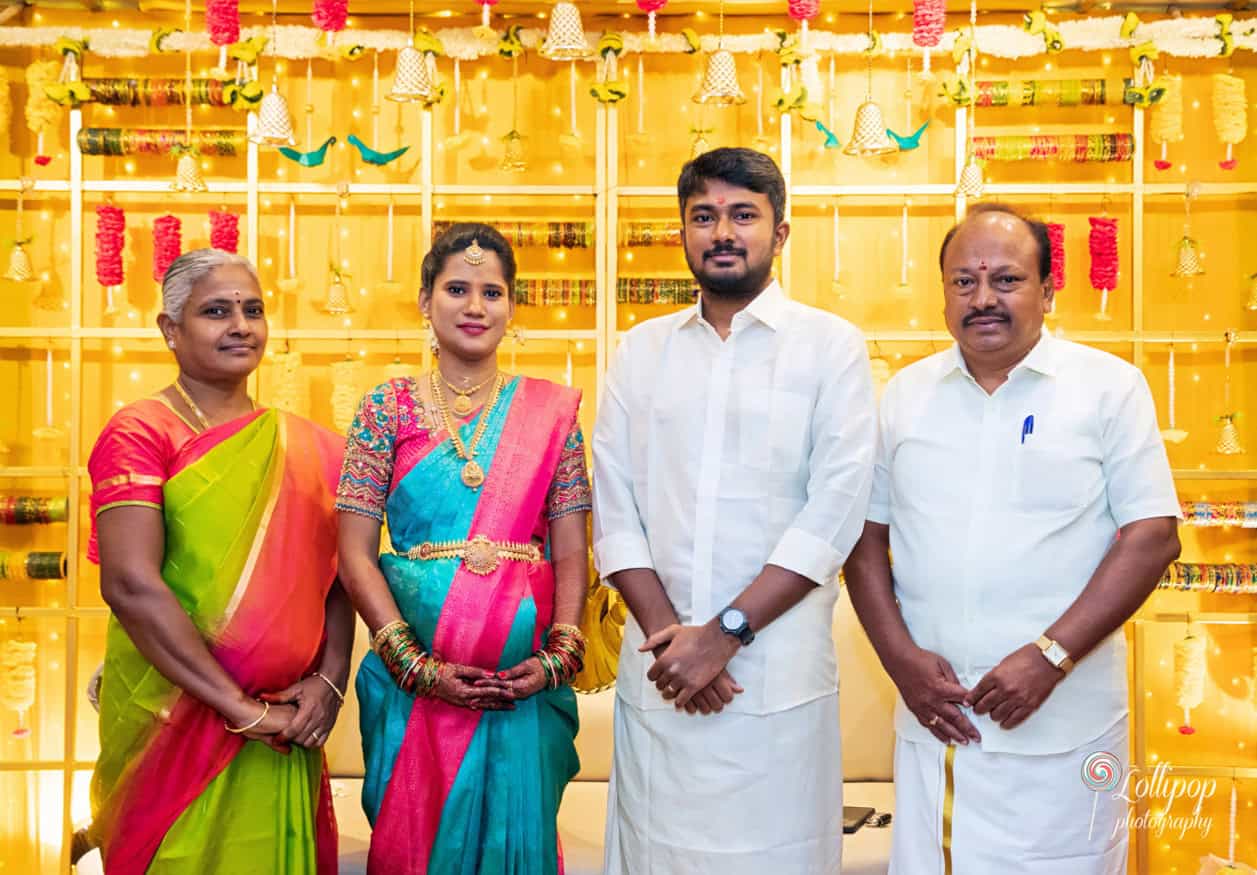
721, 608, 747, 630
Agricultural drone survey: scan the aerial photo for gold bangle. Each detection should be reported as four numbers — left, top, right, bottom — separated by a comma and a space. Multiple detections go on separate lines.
311, 671, 345, 702
372, 619, 409, 653
225, 699, 269, 734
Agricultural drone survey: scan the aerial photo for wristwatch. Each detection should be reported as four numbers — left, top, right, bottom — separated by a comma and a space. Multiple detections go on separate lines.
1035, 635, 1075, 674
718, 607, 755, 646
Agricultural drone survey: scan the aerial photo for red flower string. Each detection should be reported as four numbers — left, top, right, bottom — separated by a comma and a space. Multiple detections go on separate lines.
1088, 216, 1119, 292
153, 215, 182, 283
209, 210, 240, 253
95, 204, 126, 288
206, 0, 240, 46
1047, 221, 1066, 292
912, 0, 946, 48
312, 0, 348, 32
787, 0, 820, 21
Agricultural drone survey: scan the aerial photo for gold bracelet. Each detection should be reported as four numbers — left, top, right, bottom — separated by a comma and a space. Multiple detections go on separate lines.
372, 619, 409, 653
224, 699, 269, 734
311, 671, 345, 702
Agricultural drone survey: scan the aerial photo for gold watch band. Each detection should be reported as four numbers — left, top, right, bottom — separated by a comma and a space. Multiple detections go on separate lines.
1036, 635, 1075, 674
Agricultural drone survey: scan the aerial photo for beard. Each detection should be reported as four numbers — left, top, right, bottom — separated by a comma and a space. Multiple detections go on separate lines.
684, 244, 775, 300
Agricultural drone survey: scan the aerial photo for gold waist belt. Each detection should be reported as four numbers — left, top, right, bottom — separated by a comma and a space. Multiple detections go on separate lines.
394, 534, 543, 576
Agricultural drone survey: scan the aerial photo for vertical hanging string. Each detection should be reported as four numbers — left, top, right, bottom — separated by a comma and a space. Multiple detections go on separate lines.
865, 0, 874, 98
904, 54, 913, 128
386, 197, 395, 283
44, 347, 53, 430
372, 50, 380, 146
565, 343, 573, 387
306, 59, 314, 153
900, 200, 910, 287
512, 55, 519, 131
1168, 344, 1178, 430
635, 54, 645, 136
287, 197, 296, 282
827, 53, 836, 129
1224, 330, 1234, 412
453, 58, 462, 138
569, 61, 578, 138
831, 203, 842, 297
756, 61, 765, 140
1228, 777, 1237, 864
184, 0, 193, 144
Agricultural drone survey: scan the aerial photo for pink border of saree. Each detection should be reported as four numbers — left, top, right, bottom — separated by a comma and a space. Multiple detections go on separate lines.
98, 411, 342, 875
367, 378, 580, 875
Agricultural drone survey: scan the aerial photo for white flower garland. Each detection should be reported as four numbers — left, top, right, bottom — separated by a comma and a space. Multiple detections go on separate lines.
0, 14, 1252, 61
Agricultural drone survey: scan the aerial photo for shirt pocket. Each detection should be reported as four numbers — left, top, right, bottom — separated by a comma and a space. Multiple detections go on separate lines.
738, 385, 811, 474
1013, 435, 1101, 514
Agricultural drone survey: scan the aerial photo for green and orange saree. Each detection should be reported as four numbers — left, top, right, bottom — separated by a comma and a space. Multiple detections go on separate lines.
87, 400, 344, 875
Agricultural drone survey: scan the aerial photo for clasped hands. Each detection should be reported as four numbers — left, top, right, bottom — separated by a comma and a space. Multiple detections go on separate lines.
228, 675, 344, 753
640, 621, 745, 715
891, 642, 1067, 745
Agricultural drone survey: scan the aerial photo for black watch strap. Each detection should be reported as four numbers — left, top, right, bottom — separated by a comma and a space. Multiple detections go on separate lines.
718, 607, 755, 646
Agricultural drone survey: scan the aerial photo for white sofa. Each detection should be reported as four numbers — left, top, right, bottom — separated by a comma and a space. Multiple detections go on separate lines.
78, 589, 899, 875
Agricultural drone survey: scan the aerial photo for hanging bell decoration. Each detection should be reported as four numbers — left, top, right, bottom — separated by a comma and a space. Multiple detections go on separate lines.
388, 41, 439, 104
1171, 235, 1205, 278
691, 130, 712, 158
540, 2, 592, 61
956, 159, 985, 197
693, 49, 746, 105
322, 267, 353, 314
844, 100, 897, 156
250, 84, 296, 146
1216, 414, 1245, 455
171, 152, 207, 193
1245, 273, 1257, 311
3, 241, 34, 282
501, 129, 528, 172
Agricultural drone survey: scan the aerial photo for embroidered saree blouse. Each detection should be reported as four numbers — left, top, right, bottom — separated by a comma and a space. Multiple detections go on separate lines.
335, 377, 592, 523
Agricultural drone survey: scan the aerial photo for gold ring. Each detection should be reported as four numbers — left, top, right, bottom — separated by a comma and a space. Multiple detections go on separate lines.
928, 714, 941, 727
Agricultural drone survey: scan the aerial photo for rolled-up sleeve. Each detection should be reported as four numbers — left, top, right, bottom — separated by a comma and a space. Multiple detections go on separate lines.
592, 335, 655, 578
766, 323, 877, 585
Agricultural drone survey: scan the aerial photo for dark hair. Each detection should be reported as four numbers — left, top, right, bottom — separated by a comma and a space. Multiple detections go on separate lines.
676, 147, 787, 227
938, 202, 1052, 283
420, 222, 517, 296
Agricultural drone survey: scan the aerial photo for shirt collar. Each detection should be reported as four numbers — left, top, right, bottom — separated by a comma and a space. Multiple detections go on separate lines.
679, 279, 787, 333
944, 330, 1058, 382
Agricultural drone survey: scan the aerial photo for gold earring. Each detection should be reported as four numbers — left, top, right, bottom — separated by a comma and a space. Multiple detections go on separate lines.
429, 332, 440, 355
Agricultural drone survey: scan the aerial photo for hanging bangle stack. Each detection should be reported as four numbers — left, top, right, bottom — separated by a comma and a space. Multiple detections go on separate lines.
225, 700, 269, 734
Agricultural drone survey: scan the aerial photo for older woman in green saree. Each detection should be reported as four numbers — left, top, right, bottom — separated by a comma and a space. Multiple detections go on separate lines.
85, 249, 353, 874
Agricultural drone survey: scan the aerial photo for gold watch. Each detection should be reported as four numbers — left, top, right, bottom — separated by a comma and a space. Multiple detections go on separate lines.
1035, 635, 1074, 674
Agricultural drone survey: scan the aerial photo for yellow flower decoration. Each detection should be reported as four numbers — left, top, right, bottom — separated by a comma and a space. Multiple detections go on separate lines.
223, 79, 264, 110
680, 28, 701, 54
1130, 41, 1158, 65
598, 31, 624, 58
1120, 12, 1141, 40
150, 27, 179, 55
863, 30, 883, 56
43, 81, 90, 107
498, 25, 524, 59
940, 76, 972, 106
228, 35, 269, 65
54, 37, 88, 59
1216, 14, 1235, 58
951, 31, 973, 65
590, 81, 629, 103
413, 28, 445, 57
338, 43, 367, 61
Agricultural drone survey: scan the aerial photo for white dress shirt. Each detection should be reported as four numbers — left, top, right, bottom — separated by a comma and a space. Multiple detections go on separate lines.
593, 280, 877, 715
869, 335, 1180, 754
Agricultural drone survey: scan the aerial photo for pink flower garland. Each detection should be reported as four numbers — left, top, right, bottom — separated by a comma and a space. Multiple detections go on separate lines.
1047, 221, 1065, 292
209, 210, 240, 253
912, 0, 945, 48
95, 204, 125, 288
153, 215, 182, 283
312, 0, 348, 32
206, 0, 240, 46
787, 0, 820, 21
1088, 216, 1119, 292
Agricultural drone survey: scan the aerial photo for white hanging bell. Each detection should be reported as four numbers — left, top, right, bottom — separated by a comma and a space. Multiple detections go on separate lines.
250, 84, 296, 146
171, 152, 207, 193
4, 242, 34, 282
388, 42, 439, 104
540, 2, 592, 61
843, 100, 897, 156
693, 50, 746, 105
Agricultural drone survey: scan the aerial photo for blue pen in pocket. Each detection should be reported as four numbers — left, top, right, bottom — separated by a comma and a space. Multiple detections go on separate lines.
1020, 415, 1035, 445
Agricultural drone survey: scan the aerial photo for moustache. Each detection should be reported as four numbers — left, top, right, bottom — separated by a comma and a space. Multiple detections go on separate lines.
962, 311, 1009, 327
705, 247, 746, 259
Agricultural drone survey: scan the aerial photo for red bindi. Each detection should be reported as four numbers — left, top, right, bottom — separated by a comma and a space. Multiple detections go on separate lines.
978, 260, 988, 271
715, 197, 726, 205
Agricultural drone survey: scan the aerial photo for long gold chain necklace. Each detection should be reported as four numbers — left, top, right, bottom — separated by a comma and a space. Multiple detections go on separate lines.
172, 378, 253, 433
439, 368, 499, 416
430, 370, 505, 489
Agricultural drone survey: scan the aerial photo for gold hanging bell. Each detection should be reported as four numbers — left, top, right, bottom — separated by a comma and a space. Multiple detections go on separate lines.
501, 129, 527, 172
1215, 415, 1245, 455
171, 152, 207, 193
250, 84, 296, 146
388, 42, 439, 104
844, 100, 897, 156
956, 159, 985, 198
322, 269, 353, 315
693, 50, 746, 105
540, 2, 592, 60
1170, 235, 1205, 278
4, 241, 34, 282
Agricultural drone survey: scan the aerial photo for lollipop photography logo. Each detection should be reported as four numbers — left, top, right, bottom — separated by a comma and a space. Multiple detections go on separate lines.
1082, 751, 1217, 841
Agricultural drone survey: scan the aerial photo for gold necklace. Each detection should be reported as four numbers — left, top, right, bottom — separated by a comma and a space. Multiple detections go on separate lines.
430, 370, 505, 489
172, 378, 254, 433
439, 369, 499, 416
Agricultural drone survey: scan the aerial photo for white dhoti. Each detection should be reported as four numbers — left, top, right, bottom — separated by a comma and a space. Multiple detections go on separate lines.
604, 691, 844, 875
890, 718, 1129, 875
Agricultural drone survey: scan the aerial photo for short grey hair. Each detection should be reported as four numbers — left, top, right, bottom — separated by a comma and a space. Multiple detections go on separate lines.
161, 248, 259, 322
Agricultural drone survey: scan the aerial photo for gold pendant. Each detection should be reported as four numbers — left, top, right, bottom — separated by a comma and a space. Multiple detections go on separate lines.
452, 393, 473, 417
461, 459, 485, 489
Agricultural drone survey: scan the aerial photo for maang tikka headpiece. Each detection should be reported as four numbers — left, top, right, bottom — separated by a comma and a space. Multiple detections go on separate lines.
463, 239, 486, 266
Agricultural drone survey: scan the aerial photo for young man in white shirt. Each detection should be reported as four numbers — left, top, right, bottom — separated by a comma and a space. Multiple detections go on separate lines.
844, 203, 1181, 874
592, 148, 876, 874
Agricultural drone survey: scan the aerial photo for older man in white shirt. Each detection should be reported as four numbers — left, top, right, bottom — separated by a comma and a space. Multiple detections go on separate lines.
844, 203, 1181, 874
593, 148, 876, 874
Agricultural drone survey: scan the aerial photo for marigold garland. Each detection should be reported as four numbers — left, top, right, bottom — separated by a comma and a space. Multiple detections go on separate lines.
206, 0, 240, 46
1047, 221, 1066, 292
209, 209, 240, 253
312, 0, 348, 33
152, 214, 182, 283
94, 204, 125, 288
